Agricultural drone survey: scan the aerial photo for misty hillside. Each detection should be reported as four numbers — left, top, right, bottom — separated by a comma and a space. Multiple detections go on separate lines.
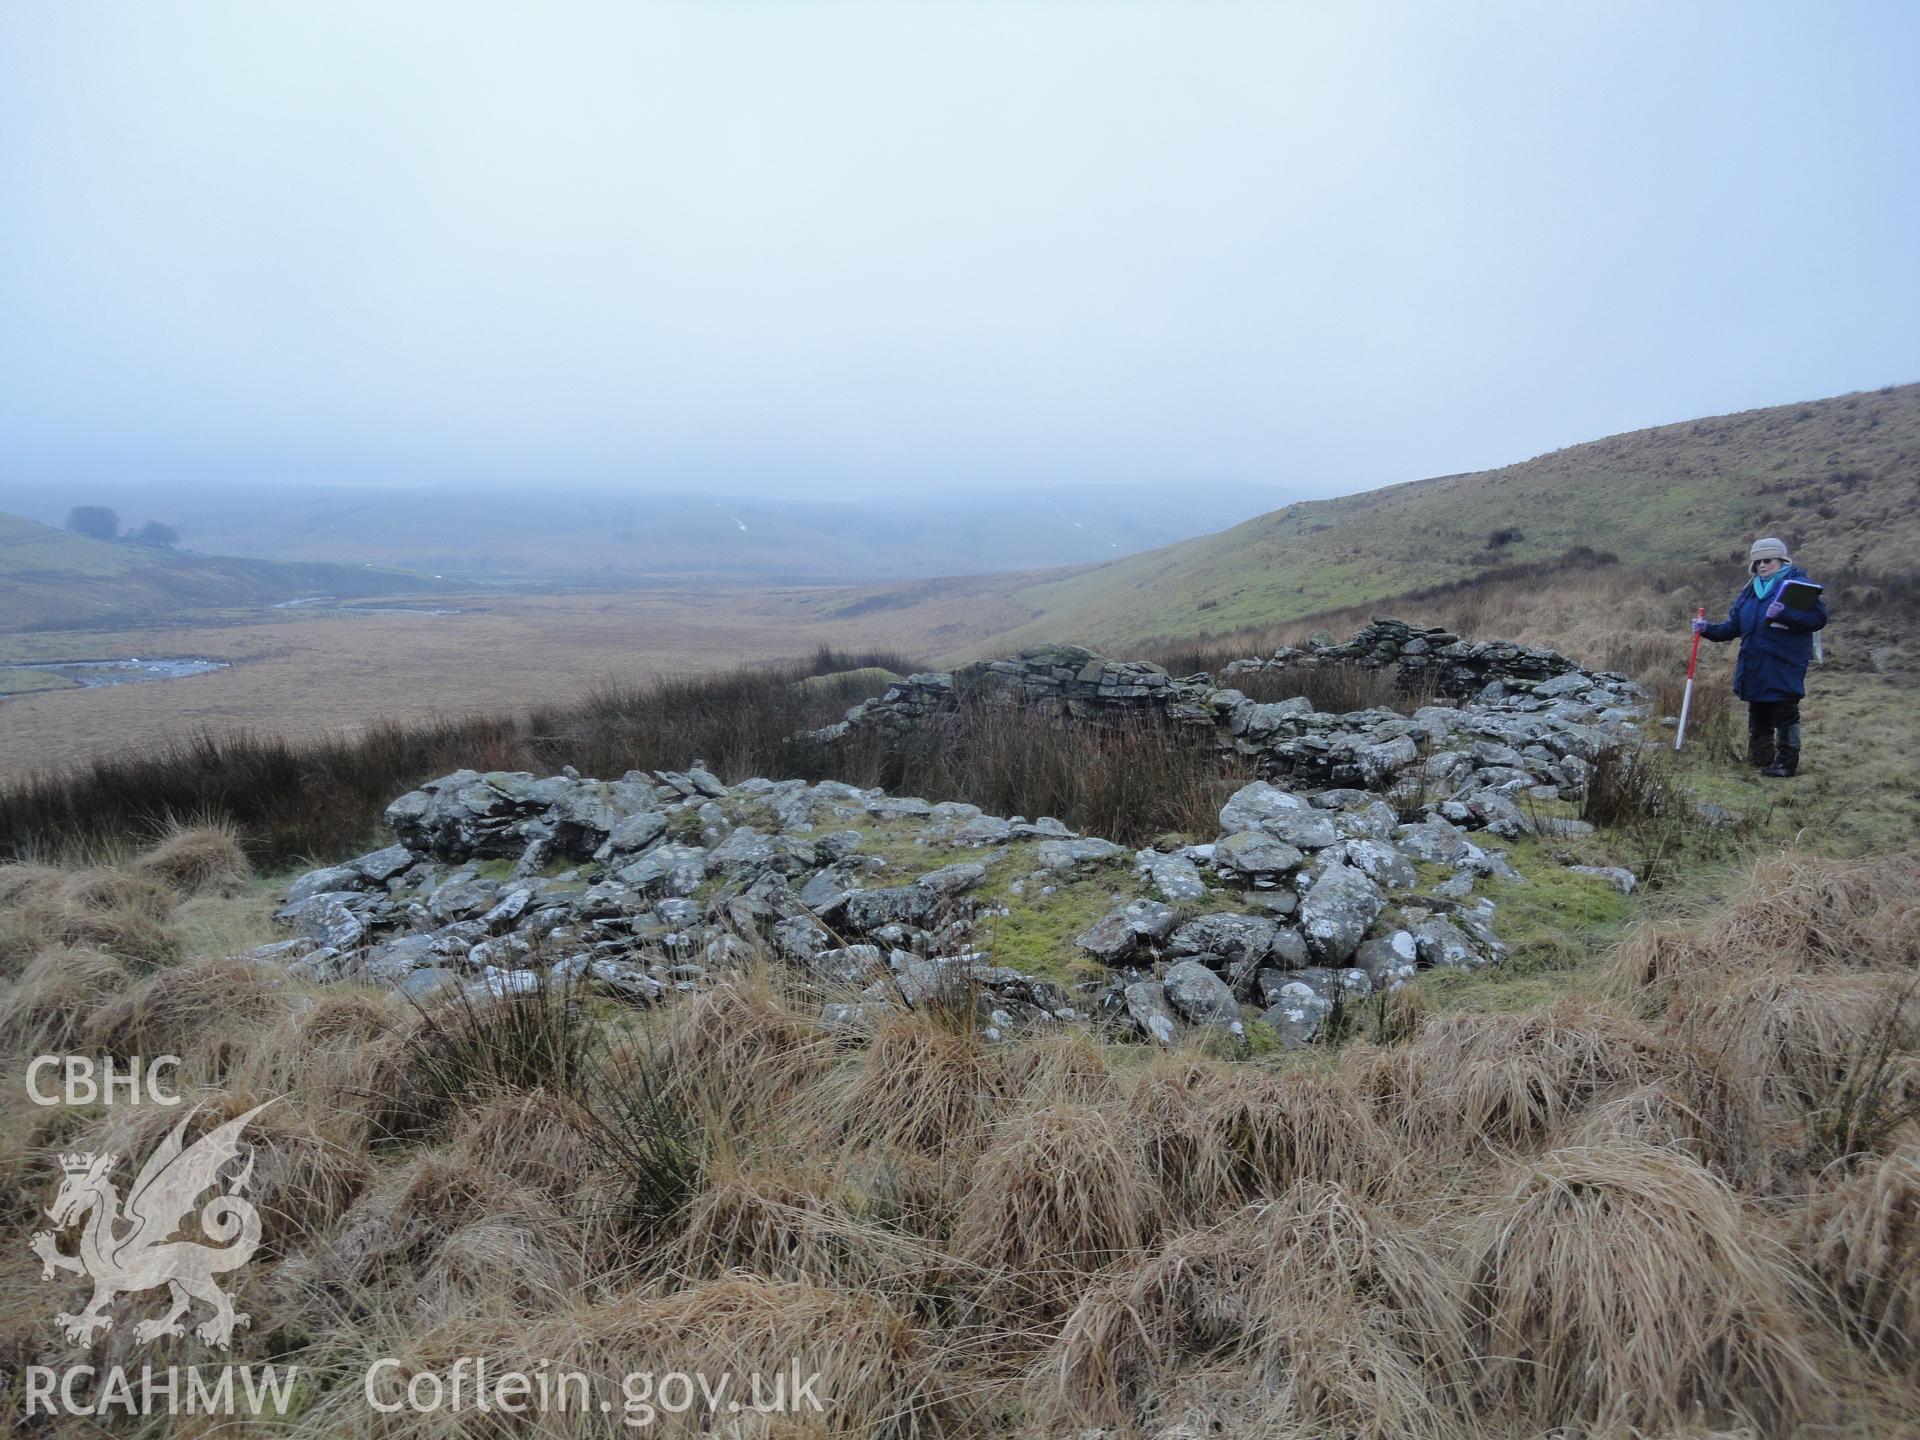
0, 512, 459, 631
944, 384, 1920, 659
0, 482, 1292, 585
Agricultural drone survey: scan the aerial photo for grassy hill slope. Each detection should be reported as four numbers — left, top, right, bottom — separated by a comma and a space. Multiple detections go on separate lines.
943, 384, 1920, 660
0, 511, 460, 632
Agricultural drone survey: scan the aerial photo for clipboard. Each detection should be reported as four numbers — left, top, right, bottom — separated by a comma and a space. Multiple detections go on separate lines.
1778, 579, 1823, 611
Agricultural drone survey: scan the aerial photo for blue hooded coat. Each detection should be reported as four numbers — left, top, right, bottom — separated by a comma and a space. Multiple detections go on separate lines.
1701, 563, 1829, 702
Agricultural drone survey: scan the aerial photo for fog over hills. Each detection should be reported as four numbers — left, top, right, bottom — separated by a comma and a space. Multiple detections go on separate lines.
0, 480, 1291, 585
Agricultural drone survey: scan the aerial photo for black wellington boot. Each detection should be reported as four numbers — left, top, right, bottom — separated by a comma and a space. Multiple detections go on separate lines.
1747, 733, 1776, 769
1761, 748, 1799, 778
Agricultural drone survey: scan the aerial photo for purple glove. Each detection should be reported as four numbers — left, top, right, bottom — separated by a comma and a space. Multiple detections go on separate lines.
1691, 617, 1708, 634
1765, 599, 1785, 619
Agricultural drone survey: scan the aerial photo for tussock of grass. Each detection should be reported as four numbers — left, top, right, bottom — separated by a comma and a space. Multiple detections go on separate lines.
375, 979, 600, 1137
1037, 1182, 1467, 1440
81, 954, 293, 1081
131, 819, 253, 897
79, 1093, 371, 1261
1, 864, 180, 967
0, 944, 128, 1053
652, 971, 835, 1128
1563, 1068, 1764, 1187
1802, 1144, 1920, 1379
1205, 1065, 1403, 1203
824, 1009, 1009, 1157
953, 1102, 1158, 1322
672, 1155, 941, 1297
1675, 969, 1916, 1110
232, 989, 407, 1145
448, 1088, 607, 1204
999, 1027, 1122, 1106
0, 860, 65, 911
1374, 1002, 1668, 1152
1611, 851, 1920, 1006
296, 1152, 586, 1324
1129, 1054, 1237, 1215
1463, 1141, 1825, 1433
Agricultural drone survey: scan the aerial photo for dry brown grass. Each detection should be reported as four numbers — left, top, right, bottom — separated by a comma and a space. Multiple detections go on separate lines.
1128, 1054, 1403, 1222
81, 954, 295, 1083
76, 1092, 371, 1261
1675, 969, 1917, 1109
131, 820, 253, 897
448, 1088, 606, 1204
302, 1274, 958, 1438
671, 1155, 943, 1299
1463, 1140, 1826, 1433
0, 944, 129, 1053
0, 864, 180, 968
1128, 1053, 1238, 1215
952, 1102, 1158, 1323
652, 970, 838, 1129
290, 1150, 592, 1326
1611, 851, 1920, 1007
1801, 1143, 1920, 1381
1036, 1182, 1468, 1440
822, 1010, 1009, 1158
0, 860, 65, 909
1373, 1001, 1669, 1153
1562, 1065, 1766, 1187
229, 988, 408, 1145
997, 1025, 1123, 1106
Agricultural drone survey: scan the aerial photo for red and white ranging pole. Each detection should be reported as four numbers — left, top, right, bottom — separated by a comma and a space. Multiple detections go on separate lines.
1674, 606, 1706, 752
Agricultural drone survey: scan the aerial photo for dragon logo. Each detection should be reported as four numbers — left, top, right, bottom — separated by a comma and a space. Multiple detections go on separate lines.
30, 1102, 272, 1349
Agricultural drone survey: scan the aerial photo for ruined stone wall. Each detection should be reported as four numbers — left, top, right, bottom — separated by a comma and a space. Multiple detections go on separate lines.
803, 621, 1642, 793
1220, 617, 1584, 698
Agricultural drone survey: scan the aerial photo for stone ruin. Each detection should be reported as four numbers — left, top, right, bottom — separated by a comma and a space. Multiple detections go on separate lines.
1219, 616, 1586, 697
801, 618, 1641, 799
251, 623, 1646, 1053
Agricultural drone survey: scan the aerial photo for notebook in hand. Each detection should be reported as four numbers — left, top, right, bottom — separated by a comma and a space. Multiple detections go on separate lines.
1778, 579, 1824, 611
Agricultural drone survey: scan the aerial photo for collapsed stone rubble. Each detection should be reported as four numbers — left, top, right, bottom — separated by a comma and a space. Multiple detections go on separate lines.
253, 626, 1646, 1050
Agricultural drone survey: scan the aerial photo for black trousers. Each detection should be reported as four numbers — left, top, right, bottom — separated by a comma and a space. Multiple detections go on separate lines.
1747, 698, 1801, 753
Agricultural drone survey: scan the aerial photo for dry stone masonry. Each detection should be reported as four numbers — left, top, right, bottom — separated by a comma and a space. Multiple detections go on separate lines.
1220, 617, 1589, 698
255, 625, 1646, 1051
802, 619, 1642, 801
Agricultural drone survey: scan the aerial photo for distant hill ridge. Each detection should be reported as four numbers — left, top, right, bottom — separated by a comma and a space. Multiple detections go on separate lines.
946, 383, 1920, 658
0, 511, 457, 632
0, 481, 1291, 585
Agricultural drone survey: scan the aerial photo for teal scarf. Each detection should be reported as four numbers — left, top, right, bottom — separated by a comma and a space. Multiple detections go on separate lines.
1752, 569, 1784, 601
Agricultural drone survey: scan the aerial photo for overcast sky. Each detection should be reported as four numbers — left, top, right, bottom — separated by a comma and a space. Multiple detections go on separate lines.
2, 1, 1915, 500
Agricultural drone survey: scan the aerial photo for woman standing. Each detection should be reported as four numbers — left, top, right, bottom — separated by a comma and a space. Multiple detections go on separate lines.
1692, 537, 1829, 777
